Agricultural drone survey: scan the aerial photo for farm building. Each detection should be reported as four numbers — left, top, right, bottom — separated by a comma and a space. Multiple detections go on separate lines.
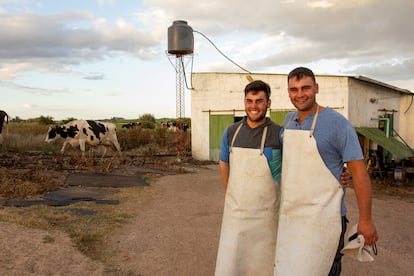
190, 72, 414, 178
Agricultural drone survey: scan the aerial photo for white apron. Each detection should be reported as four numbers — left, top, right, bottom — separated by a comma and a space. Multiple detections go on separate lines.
274, 109, 343, 276
215, 125, 280, 276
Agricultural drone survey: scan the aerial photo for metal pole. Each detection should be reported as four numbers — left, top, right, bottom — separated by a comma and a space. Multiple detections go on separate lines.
175, 56, 185, 161
371, 117, 390, 138
176, 56, 185, 118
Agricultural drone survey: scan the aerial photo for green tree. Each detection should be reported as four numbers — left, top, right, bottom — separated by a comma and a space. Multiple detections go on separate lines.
62, 117, 77, 124
11, 116, 24, 122
38, 115, 55, 125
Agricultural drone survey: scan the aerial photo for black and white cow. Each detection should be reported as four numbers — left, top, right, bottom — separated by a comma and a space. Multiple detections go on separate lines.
45, 119, 122, 156
0, 110, 9, 145
160, 121, 189, 132
121, 122, 141, 129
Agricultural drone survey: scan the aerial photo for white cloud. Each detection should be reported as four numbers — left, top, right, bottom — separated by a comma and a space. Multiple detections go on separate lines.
308, 1, 334, 9
0, 0, 413, 120
96, 0, 115, 6
22, 103, 34, 109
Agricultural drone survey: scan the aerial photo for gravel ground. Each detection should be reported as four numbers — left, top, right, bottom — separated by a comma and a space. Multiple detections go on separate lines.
1, 162, 413, 275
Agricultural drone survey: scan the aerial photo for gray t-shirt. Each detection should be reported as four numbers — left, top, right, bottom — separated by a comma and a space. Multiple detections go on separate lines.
220, 117, 282, 182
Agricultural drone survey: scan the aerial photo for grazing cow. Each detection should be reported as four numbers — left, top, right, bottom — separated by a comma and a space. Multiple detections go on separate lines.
160, 121, 189, 132
45, 119, 122, 156
180, 122, 190, 132
121, 122, 141, 129
0, 110, 9, 145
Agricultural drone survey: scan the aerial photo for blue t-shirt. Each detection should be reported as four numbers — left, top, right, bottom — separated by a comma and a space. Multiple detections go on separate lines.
282, 108, 363, 215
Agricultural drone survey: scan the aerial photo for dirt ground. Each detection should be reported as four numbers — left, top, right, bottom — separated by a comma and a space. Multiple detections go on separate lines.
1, 152, 414, 275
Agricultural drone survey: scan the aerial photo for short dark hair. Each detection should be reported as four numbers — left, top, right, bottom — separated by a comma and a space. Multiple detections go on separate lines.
287, 67, 316, 83
244, 80, 271, 99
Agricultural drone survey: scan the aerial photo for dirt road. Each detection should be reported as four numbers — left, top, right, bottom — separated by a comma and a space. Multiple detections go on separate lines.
1, 164, 414, 275
105, 165, 224, 275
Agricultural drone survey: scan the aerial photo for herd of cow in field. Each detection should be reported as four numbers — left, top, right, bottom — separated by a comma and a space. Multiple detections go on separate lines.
0, 109, 189, 156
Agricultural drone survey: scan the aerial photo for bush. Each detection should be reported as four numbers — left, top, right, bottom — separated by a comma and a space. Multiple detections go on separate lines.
138, 113, 156, 123
140, 121, 155, 129
117, 127, 154, 150
0, 122, 55, 153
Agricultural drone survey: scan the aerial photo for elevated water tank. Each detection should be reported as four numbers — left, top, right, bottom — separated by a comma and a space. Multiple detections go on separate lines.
168, 20, 194, 56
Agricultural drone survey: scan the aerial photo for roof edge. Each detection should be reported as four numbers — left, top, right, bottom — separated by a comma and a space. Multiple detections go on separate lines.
192, 72, 413, 95
351, 75, 413, 94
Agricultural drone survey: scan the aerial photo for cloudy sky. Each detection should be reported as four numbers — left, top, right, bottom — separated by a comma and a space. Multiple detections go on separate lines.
1, 0, 413, 120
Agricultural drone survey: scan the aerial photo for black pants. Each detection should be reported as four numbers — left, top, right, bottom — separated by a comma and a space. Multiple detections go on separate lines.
328, 216, 349, 276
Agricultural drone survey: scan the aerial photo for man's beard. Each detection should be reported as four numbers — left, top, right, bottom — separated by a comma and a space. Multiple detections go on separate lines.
247, 113, 266, 122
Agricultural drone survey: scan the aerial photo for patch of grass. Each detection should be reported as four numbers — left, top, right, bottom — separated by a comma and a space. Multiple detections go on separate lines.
43, 235, 55, 244
0, 119, 190, 268
104, 267, 136, 276
0, 168, 62, 199
2, 120, 192, 156
0, 186, 153, 262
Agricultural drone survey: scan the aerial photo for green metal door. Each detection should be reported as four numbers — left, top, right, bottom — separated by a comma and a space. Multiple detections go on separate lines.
209, 114, 234, 161
270, 110, 292, 126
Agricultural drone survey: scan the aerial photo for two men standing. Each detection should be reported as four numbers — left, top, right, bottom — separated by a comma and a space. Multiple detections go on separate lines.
216, 67, 378, 275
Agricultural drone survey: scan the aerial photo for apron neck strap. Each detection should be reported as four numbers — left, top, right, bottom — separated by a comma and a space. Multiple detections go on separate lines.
309, 104, 319, 137
230, 123, 243, 151
230, 123, 268, 155
282, 104, 320, 138
284, 114, 295, 130
260, 126, 268, 155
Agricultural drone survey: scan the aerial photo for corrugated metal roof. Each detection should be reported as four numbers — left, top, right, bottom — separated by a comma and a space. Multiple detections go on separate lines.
355, 127, 414, 159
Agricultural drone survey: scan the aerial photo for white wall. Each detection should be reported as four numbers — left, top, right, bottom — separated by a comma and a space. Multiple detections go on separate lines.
191, 73, 260, 160
399, 95, 414, 148
191, 73, 351, 160
313, 75, 348, 116
191, 72, 411, 160
348, 78, 401, 128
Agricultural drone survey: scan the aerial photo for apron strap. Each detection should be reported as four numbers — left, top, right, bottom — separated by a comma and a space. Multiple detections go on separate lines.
309, 104, 319, 137
281, 113, 295, 140
230, 123, 268, 155
284, 113, 296, 130
260, 126, 268, 155
283, 105, 320, 138
230, 123, 243, 152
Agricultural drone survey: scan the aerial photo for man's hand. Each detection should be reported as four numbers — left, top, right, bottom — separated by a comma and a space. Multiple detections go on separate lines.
358, 220, 378, 245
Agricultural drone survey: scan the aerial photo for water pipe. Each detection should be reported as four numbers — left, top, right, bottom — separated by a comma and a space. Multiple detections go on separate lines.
371, 117, 390, 138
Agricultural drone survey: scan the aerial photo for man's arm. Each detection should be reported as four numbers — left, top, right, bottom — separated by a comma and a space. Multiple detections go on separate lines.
219, 161, 229, 191
346, 159, 379, 245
